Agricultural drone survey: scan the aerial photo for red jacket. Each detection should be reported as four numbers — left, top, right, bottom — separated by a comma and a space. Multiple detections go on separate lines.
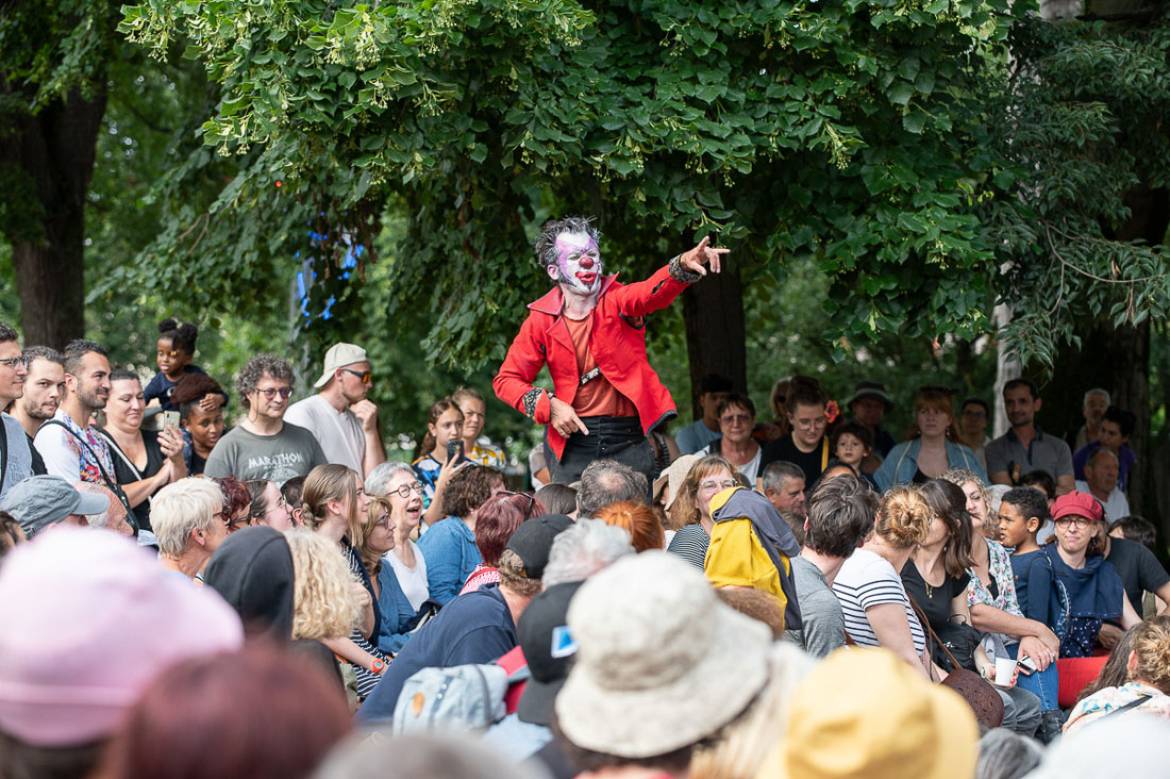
493, 259, 696, 461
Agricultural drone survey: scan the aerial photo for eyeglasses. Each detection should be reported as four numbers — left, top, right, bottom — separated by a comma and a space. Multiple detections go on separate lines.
720, 414, 753, 425
699, 479, 738, 492
373, 513, 392, 529
342, 369, 373, 386
255, 386, 292, 400
499, 490, 538, 520
1055, 517, 1094, 530
391, 482, 425, 499
0, 357, 23, 369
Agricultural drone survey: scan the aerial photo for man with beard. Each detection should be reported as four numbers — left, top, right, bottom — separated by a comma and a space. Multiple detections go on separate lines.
12, 346, 66, 476
34, 339, 116, 487
494, 216, 726, 486
0, 324, 34, 496
987, 379, 1074, 495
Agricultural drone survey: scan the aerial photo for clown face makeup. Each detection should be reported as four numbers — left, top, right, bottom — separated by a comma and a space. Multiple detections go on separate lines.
550, 231, 603, 295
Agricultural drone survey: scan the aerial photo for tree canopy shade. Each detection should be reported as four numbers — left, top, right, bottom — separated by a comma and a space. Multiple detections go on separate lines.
119, 0, 1017, 371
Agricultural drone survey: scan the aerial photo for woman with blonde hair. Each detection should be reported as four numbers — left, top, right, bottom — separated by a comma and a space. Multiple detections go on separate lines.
874, 386, 986, 490
355, 495, 422, 656
832, 485, 933, 675
1065, 615, 1170, 732
302, 464, 386, 700
666, 454, 738, 569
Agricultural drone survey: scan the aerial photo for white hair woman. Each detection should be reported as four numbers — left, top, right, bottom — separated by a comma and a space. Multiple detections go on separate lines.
151, 477, 227, 580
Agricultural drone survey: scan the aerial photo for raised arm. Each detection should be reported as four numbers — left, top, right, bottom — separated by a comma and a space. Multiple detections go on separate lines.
610, 236, 728, 318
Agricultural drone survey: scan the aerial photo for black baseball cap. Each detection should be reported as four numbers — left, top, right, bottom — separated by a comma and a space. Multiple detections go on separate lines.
505, 514, 574, 581
517, 580, 583, 726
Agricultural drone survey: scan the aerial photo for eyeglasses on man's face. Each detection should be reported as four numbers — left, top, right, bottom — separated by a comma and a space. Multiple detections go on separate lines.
255, 386, 292, 400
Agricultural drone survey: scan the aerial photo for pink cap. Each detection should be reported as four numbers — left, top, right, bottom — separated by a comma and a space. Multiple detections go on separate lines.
1051, 491, 1105, 523
0, 528, 244, 746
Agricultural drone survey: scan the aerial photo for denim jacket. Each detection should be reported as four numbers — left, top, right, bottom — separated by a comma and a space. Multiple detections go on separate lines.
417, 516, 482, 606
873, 439, 987, 490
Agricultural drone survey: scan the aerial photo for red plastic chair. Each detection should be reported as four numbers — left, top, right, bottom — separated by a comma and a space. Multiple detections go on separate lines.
1057, 655, 1109, 709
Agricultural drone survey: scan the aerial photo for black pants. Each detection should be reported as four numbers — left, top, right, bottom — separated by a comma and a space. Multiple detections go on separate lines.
546, 416, 655, 489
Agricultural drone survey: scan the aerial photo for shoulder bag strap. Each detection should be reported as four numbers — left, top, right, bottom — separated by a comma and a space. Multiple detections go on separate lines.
0, 417, 9, 495
1103, 694, 1153, 719
910, 594, 965, 675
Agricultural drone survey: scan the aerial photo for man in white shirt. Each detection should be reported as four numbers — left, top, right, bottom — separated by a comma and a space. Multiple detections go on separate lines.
1075, 447, 1129, 522
284, 343, 386, 476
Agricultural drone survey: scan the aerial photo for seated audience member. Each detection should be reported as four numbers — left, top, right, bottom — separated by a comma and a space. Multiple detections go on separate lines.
98, 369, 187, 535
760, 460, 807, 543
74, 482, 135, 538
1101, 515, 1170, 626
904, 479, 1041, 737
541, 518, 635, 590
873, 386, 986, 490
1020, 469, 1057, 506
785, 474, 876, 657
171, 371, 227, 476
700, 393, 763, 484
986, 379, 1075, 495
830, 420, 874, 478
0, 511, 23, 559
216, 475, 253, 533
1026, 716, 1170, 779
759, 648, 978, 779
416, 464, 503, 605
833, 486, 931, 674
845, 380, 897, 459
151, 477, 229, 580
657, 452, 701, 533
100, 646, 351, 779
281, 475, 307, 526
284, 342, 386, 477
686, 642, 818, 779
575, 458, 648, 519
0, 528, 242, 779
0, 474, 109, 539
284, 529, 360, 688
357, 514, 573, 724
301, 464, 385, 699
244, 479, 295, 530
313, 732, 550, 779
365, 463, 430, 626
704, 486, 802, 633
453, 386, 507, 468
354, 496, 405, 651
761, 376, 831, 485
535, 482, 577, 516
1075, 448, 1129, 521
462, 492, 546, 593
1069, 387, 1110, 452
976, 728, 1044, 779
1064, 615, 1170, 732
596, 499, 665, 552
944, 468, 998, 540
666, 454, 737, 569
675, 373, 733, 455
955, 397, 992, 471
1110, 514, 1158, 550
1043, 492, 1140, 657
553, 552, 772, 778
1073, 405, 1136, 491
203, 525, 295, 642
204, 354, 327, 483
482, 581, 584, 761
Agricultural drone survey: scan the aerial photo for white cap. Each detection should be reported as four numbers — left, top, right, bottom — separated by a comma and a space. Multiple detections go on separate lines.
313, 343, 368, 389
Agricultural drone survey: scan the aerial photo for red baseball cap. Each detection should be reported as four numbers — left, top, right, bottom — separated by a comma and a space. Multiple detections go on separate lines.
1051, 491, 1104, 523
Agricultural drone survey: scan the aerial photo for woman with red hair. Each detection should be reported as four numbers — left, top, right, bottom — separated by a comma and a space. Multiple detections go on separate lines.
460, 492, 544, 594
214, 476, 252, 533
596, 500, 665, 552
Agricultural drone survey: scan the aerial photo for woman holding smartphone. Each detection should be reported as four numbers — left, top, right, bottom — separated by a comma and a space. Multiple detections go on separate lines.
99, 369, 187, 536
412, 397, 471, 526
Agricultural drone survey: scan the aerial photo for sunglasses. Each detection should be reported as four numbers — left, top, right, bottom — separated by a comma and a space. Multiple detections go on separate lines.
342, 368, 373, 386
499, 490, 538, 520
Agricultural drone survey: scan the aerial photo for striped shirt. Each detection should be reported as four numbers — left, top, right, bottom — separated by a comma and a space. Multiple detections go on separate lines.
833, 548, 926, 655
667, 524, 710, 570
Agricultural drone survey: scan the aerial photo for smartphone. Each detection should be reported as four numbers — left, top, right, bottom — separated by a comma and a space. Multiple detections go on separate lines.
162, 410, 181, 430
1017, 655, 1038, 675
446, 439, 464, 463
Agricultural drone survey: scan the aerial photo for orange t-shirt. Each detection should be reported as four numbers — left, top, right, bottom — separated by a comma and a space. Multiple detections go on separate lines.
562, 315, 638, 419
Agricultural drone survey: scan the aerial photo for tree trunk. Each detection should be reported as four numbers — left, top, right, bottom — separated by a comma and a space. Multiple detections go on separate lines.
681, 258, 747, 418
2, 87, 107, 349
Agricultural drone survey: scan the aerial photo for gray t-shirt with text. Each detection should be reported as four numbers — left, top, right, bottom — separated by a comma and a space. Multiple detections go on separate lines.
203, 422, 327, 485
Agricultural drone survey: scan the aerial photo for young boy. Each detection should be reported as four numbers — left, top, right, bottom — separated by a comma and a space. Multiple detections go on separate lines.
999, 486, 1062, 742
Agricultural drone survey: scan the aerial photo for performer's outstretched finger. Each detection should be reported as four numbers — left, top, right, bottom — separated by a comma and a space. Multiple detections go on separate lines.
574, 414, 590, 436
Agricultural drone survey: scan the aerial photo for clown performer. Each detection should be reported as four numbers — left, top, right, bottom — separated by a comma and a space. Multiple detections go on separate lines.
493, 216, 727, 487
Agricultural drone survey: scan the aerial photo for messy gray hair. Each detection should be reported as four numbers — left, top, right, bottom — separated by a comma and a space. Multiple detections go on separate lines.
542, 518, 634, 589
533, 215, 600, 270
365, 461, 416, 497
235, 354, 294, 410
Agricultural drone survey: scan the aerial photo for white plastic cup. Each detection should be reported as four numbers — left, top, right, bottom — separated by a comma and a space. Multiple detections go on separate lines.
995, 657, 1017, 687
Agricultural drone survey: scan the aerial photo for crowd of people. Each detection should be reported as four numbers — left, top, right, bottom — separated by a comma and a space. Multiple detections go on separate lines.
2, 217, 1170, 779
